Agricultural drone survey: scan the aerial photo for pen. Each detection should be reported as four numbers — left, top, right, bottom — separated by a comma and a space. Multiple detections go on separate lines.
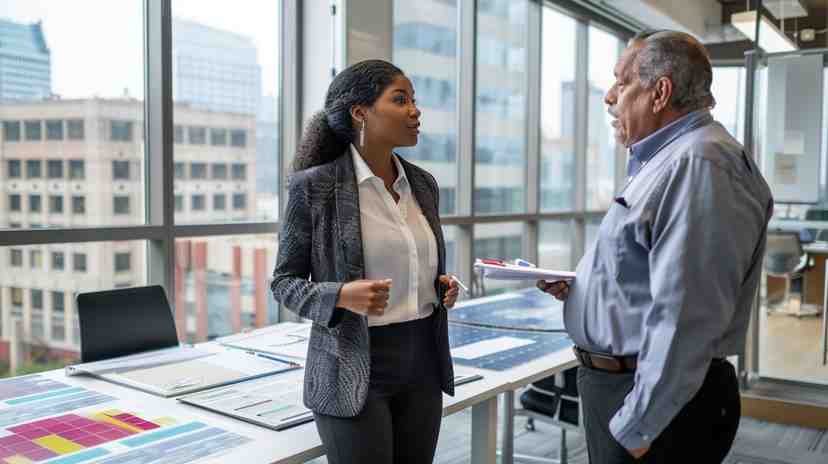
479, 258, 506, 266
254, 352, 299, 366
449, 275, 469, 295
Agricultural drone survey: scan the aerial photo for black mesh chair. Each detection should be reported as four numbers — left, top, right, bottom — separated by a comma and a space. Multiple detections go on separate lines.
512, 367, 584, 464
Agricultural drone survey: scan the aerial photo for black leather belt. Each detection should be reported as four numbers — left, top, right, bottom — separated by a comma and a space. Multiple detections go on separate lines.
573, 346, 637, 373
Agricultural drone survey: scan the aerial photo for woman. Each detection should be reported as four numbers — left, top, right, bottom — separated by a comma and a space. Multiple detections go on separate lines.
271, 59, 460, 464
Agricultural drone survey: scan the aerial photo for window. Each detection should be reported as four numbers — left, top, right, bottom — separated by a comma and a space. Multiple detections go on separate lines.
393, 0, 458, 215
213, 193, 226, 211
541, 7, 577, 212
711, 67, 746, 143
211, 163, 228, 180
3, 121, 21, 142
29, 194, 42, 213
7, 160, 21, 178
190, 162, 207, 179
30, 249, 42, 269
210, 128, 227, 146
10, 249, 23, 267
26, 160, 42, 178
189, 126, 206, 145
174, 125, 184, 144
175, 194, 184, 212
46, 120, 64, 140
172, 4, 281, 224
9, 194, 21, 212
69, 160, 85, 180
52, 291, 65, 342
47, 160, 64, 179
115, 252, 131, 272
49, 195, 64, 214
474, 0, 529, 214
67, 119, 84, 140
231, 163, 246, 180
73, 253, 87, 272
25, 120, 42, 141
586, 25, 621, 210
112, 160, 131, 180
539, 220, 575, 271
114, 195, 131, 215
474, 222, 526, 295
31, 289, 44, 310
52, 251, 65, 271
31, 289, 44, 338
110, 120, 134, 141
72, 195, 86, 214
230, 129, 246, 147
175, 162, 186, 179
191, 194, 206, 211
11, 287, 24, 307
233, 193, 247, 210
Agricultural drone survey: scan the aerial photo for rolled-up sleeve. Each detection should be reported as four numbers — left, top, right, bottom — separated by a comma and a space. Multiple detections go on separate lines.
270, 172, 344, 328
609, 154, 758, 449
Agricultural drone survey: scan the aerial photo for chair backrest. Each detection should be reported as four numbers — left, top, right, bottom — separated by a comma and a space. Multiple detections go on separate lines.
764, 231, 803, 275
76, 285, 179, 363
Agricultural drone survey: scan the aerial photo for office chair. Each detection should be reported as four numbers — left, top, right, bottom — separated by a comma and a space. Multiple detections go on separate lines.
764, 231, 808, 315
512, 367, 585, 464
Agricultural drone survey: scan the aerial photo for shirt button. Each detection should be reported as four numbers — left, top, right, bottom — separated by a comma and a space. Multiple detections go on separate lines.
641, 434, 650, 441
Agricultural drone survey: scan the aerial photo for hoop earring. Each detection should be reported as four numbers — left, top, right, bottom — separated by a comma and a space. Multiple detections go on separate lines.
360, 119, 366, 148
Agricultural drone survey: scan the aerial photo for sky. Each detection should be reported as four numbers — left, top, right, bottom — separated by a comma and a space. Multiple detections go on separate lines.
0, 0, 280, 100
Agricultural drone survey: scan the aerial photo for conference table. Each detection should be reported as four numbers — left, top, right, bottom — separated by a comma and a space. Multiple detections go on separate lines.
18, 289, 575, 464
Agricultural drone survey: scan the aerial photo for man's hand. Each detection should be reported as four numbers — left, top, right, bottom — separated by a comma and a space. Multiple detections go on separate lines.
629, 446, 650, 459
536, 279, 570, 301
438, 275, 460, 309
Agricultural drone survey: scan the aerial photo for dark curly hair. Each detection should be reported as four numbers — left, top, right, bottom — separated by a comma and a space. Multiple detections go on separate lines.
292, 60, 404, 172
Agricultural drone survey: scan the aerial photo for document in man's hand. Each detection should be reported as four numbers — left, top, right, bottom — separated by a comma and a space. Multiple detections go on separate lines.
474, 258, 575, 282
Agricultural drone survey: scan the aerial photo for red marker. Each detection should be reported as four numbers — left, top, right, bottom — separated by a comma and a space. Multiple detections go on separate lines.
480, 259, 506, 266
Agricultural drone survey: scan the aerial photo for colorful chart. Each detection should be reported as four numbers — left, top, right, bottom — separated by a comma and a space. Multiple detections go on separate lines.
0, 375, 252, 464
0, 408, 252, 464
0, 377, 113, 429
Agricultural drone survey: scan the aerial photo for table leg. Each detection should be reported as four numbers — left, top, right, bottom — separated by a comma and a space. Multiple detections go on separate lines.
501, 390, 515, 464
472, 397, 498, 464
822, 267, 827, 365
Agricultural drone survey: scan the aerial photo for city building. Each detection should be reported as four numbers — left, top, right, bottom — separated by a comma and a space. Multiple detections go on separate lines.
0, 98, 270, 362
0, 18, 51, 101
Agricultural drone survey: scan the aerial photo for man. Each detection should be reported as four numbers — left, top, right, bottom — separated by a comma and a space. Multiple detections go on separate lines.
538, 30, 773, 463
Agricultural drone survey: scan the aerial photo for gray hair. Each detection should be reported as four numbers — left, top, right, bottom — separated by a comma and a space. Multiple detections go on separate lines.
631, 30, 715, 111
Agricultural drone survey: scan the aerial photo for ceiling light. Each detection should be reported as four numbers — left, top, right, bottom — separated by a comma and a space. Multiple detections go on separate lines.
732, 10, 797, 53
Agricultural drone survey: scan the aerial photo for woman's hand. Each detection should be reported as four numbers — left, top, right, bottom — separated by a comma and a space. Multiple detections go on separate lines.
439, 275, 460, 309
337, 279, 392, 316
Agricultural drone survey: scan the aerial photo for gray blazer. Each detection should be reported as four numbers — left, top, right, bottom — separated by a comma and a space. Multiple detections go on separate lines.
271, 152, 455, 417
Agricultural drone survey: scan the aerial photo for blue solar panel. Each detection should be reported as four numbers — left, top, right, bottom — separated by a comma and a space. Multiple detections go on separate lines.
449, 288, 565, 331
448, 288, 570, 370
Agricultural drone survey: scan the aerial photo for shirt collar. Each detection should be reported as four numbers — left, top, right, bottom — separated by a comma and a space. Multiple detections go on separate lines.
629, 109, 709, 165
349, 144, 409, 190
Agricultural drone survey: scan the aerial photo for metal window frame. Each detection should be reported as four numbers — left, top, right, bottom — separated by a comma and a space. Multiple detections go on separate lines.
2, 0, 629, 320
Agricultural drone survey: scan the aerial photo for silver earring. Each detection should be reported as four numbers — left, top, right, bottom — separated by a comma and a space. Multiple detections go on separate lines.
360, 119, 365, 148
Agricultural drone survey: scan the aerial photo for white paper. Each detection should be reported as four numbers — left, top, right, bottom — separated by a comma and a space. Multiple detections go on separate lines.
452, 336, 535, 360
221, 323, 311, 360
65, 345, 212, 376
474, 261, 576, 282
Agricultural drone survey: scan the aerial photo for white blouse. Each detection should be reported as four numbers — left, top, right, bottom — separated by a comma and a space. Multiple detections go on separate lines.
350, 145, 439, 327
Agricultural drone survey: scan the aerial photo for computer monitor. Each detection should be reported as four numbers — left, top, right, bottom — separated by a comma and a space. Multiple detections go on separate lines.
76, 286, 179, 363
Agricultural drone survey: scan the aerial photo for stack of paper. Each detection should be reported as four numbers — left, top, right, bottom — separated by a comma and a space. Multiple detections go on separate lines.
474, 259, 575, 282
220, 323, 311, 361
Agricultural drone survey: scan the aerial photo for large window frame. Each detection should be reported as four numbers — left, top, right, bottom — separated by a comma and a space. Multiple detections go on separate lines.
1, 0, 633, 319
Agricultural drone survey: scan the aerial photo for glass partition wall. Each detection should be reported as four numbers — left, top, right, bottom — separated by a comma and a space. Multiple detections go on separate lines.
748, 49, 828, 386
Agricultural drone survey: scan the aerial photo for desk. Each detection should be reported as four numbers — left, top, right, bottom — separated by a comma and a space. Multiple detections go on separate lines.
17, 290, 575, 464
803, 244, 828, 365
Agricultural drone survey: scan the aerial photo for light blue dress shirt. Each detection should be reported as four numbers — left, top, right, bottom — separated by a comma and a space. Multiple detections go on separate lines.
564, 109, 774, 449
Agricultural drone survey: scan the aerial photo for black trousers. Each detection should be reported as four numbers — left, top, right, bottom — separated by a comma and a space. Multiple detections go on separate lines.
577, 358, 740, 464
313, 313, 443, 464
